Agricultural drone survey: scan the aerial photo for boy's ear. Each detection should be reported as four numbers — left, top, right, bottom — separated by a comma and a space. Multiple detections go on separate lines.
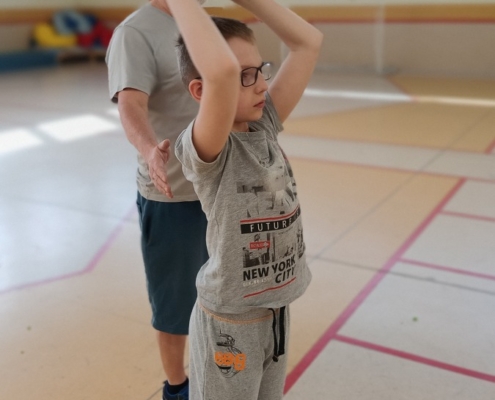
188, 79, 203, 103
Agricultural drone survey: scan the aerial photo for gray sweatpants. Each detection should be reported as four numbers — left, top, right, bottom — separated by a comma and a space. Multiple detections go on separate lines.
189, 302, 290, 400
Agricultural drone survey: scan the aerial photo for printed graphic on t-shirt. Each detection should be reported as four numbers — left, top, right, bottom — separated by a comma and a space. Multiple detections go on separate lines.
236, 148, 296, 219
240, 208, 305, 291
237, 150, 305, 294
214, 332, 246, 378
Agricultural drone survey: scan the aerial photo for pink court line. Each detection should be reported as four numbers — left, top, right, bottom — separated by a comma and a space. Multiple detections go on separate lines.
386, 76, 416, 99
400, 258, 495, 282
441, 210, 495, 224
0, 204, 137, 296
284, 178, 467, 394
334, 335, 495, 384
486, 138, 495, 155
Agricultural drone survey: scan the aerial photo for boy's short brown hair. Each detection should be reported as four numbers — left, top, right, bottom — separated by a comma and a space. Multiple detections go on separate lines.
176, 16, 255, 87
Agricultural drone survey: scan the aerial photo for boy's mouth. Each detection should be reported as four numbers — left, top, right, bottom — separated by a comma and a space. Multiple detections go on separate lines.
254, 100, 266, 109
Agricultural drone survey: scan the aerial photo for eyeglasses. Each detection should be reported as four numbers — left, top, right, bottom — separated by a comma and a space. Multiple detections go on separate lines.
241, 62, 272, 87
194, 62, 272, 88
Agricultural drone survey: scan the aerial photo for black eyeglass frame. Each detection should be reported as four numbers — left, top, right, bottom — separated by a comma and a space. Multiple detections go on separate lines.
194, 61, 272, 88
240, 62, 272, 87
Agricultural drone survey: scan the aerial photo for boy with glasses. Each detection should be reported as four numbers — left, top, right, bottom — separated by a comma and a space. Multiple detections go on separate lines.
168, 0, 322, 398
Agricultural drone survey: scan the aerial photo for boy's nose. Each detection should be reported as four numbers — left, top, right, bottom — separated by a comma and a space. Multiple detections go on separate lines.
255, 75, 269, 93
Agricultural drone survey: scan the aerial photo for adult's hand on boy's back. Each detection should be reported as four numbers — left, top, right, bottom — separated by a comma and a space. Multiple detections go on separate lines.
147, 139, 173, 199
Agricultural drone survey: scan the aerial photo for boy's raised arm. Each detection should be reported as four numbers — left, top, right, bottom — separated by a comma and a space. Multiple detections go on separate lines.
164, 0, 241, 162
232, 0, 323, 124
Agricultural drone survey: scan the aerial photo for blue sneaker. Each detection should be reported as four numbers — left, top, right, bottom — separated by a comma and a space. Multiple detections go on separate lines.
162, 381, 189, 400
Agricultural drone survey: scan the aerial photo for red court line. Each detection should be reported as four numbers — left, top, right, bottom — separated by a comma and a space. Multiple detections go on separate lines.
386, 76, 417, 99
486, 138, 495, 155
441, 210, 495, 224
284, 178, 466, 393
334, 335, 495, 384
400, 258, 495, 282
0, 204, 136, 296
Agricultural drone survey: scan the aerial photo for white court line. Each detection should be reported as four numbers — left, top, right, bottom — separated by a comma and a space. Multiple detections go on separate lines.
304, 89, 495, 108
304, 88, 411, 102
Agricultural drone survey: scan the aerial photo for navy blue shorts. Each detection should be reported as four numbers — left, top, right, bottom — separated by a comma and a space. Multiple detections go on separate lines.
136, 193, 208, 335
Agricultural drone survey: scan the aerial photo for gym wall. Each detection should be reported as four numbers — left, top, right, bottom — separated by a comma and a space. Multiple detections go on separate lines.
1, 0, 495, 77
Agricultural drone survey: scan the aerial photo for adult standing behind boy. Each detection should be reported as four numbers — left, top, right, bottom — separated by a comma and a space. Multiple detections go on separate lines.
105, 1, 208, 399
169, 0, 323, 398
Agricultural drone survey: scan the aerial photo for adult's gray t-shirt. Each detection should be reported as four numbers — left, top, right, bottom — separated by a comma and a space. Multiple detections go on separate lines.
106, 3, 199, 202
175, 95, 312, 314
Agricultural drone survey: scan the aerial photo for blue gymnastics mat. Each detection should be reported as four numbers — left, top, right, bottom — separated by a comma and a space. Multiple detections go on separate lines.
0, 49, 58, 73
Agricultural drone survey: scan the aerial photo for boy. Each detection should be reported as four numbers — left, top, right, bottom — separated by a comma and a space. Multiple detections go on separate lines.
166, 0, 322, 398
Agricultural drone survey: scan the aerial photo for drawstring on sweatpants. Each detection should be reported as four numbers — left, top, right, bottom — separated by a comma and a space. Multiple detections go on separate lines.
270, 306, 286, 362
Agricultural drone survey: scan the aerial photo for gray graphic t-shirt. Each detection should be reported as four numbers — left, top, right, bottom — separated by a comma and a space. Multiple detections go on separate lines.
175, 95, 311, 313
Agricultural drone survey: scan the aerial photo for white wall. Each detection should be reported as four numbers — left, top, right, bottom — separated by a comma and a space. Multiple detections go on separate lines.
312, 22, 495, 77
2, 0, 494, 78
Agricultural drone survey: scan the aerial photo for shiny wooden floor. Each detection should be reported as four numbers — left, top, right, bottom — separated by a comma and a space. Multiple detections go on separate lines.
1, 64, 494, 400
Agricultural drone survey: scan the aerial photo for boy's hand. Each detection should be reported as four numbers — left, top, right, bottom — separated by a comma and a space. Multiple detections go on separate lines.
230, 0, 258, 5
147, 139, 174, 199
230, 0, 322, 123
156, 0, 169, 8
158, 0, 206, 9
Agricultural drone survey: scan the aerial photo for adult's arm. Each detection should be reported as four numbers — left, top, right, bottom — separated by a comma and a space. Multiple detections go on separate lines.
117, 88, 173, 198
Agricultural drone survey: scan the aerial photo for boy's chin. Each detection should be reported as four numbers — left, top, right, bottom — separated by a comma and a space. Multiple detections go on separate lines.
235, 109, 264, 126
254, 109, 265, 120
246, 115, 263, 124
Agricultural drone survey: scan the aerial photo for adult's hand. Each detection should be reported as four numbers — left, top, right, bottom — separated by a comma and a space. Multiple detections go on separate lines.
117, 89, 174, 199
147, 139, 174, 199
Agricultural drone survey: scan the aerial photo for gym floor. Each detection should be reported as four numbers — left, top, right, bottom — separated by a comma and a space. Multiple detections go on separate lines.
1, 63, 494, 399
